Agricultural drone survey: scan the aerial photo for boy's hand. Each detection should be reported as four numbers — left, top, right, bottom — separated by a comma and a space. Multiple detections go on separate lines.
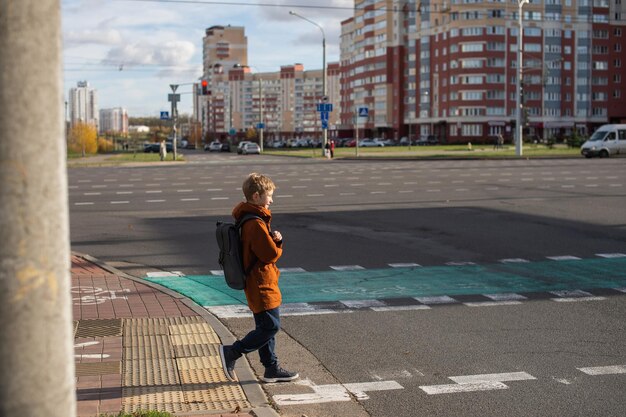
271, 231, 282, 242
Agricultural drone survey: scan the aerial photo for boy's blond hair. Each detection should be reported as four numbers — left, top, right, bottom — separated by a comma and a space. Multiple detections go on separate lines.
242, 173, 275, 201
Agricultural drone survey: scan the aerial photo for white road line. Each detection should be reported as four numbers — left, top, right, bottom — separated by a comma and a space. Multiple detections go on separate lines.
207, 188, 223, 191
180, 198, 200, 202
578, 365, 626, 376
78, 180, 92, 183
306, 194, 325, 197
552, 296, 606, 303
420, 381, 508, 395
389, 263, 421, 268
280, 267, 307, 273
330, 265, 365, 271
596, 253, 626, 258
339, 192, 356, 196
341, 299, 386, 309
427, 189, 441, 192
211, 197, 229, 200
484, 293, 528, 301
446, 261, 476, 266
499, 258, 530, 263
343, 381, 404, 400
276, 195, 293, 198
324, 184, 339, 187
146, 190, 162, 194
75, 202, 94, 206
110, 201, 129, 204
371, 305, 431, 312
116, 191, 133, 195
83, 192, 101, 196
350, 183, 365, 186
550, 290, 594, 298
92, 185, 107, 188
414, 296, 457, 305
547, 255, 581, 261
370, 191, 386, 194
292, 185, 308, 189
450, 372, 537, 384
464, 301, 523, 307
119, 184, 134, 188
177, 189, 193, 193
146, 200, 166, 203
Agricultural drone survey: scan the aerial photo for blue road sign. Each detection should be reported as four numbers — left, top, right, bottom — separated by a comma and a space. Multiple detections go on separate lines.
317, 103, 333, 112
358, 107, 369, 117
229, 128, 236, 136
321, 119, 329, 129
160, 111, 169, 120
320, 111, 329, 122
257, 123, 265, 129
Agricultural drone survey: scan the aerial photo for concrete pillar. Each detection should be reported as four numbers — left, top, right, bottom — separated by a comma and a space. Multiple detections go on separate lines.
0, 1, 76, 416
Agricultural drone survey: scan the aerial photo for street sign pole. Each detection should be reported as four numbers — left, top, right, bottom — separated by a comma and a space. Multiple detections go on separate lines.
169, 84, 179, 160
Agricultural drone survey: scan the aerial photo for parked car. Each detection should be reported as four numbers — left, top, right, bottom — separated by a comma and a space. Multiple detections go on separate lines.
185, 142, 197, 149
205, 141, 223, 152
241, 142, 261, 155
291, 139, 310, 148
221, 142, 231, 152
271, 140, 287, 148
359, 138, 385, 147
144, 142, 172, 153
346, 139, 357, 147
380, 139, 396, 146
237, 141, 252, 154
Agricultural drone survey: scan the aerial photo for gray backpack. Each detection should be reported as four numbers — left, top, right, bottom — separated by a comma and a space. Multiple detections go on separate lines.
216, 214, 262, 290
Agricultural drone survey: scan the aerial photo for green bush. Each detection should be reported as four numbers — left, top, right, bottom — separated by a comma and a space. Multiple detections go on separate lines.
566, 131, 585, 148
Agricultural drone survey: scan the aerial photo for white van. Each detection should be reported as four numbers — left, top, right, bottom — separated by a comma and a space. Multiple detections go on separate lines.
580, 124, 626, 158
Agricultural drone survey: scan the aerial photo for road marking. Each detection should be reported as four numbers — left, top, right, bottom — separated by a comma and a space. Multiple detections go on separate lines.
578, 365, 626, 376
420, 372, 535, 395
116, 191, 133, 195
146, 190, 162, 193
370, 191, 386, 194
181, 198, 200, 202
146, 199, 166, 203
371, 305, 431, 312
206, 188, 223, 191
484, 293, 528, 301
547, 256, 581, 261
341, 299, 386, 309
273, 380, 403, 405
499, 258, 530, 263
421, 381, 508, 395
276, 195, 293, 198
330, 265, 365, 271
414, 296, 457, 305
340, 192, 356, 196
146, 271, 184, 277
83, 192, 101, 196
464, 301, 523, 307
75, 202, 94, 206
307, 194, 325, 197
110, 201, 129, 204
211, 197, 229, 200
280, 267, 307, 273
291, 185, 308, 189
596, 253, 626, 258
446, 261, 476, 266
389, 263, 421, 268
552, 296, 606, 303
450, 372, 536, 384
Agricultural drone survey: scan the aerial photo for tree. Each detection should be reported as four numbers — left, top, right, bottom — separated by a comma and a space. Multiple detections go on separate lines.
68, 122, 97, 156
246, 127, 257, 141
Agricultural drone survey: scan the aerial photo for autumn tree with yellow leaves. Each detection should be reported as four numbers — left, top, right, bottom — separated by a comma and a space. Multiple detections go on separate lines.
68, 122, 98, 156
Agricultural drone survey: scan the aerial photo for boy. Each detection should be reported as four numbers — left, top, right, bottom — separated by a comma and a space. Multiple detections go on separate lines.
219, 173, 299, 383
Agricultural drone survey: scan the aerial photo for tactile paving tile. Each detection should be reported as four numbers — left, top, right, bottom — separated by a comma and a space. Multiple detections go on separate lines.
174, 343, 220, 358
123, 359, 180, 386
170, 333, 220, 346
123, 402, 187, 413
125, 322, 169, 336
75, 361, 121, 377
124, 336, 174, 360
176, 356, 222, 370
183, 383, 250, 409
179, 368, 230, 384
168, 322, 216, 335
122, 386, 186, 409
76, 319, 122, 338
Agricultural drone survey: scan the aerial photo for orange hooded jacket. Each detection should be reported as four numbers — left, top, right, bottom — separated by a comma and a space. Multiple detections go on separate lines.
232, 201, 283, 314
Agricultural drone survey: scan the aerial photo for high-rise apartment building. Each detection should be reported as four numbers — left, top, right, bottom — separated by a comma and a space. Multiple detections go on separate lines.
198, 25, 341, 142
341, 0, 626, 143
99, 107, 128, 135
68, 81, 98, 130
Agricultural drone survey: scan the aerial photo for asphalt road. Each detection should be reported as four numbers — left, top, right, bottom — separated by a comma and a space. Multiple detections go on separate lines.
69, 151, 626, 417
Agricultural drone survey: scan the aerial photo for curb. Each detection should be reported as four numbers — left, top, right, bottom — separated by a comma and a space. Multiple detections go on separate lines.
73, 252, 280, 417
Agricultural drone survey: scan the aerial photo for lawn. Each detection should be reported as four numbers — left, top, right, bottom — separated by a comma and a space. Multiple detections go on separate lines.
263, 143, 581, 159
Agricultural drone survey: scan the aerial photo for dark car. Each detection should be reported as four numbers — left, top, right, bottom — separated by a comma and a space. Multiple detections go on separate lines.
144, 143, 173, 153
221, 142, 231, 152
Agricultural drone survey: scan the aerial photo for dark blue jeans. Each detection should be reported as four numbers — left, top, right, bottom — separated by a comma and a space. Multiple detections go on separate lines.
232, 307, 280, 368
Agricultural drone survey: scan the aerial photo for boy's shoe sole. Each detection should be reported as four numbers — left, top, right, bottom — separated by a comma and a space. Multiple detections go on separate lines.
260, 372, 300, 383
219, 345, 236, 382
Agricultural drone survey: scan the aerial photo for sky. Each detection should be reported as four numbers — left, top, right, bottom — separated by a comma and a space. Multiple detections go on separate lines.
61, 0, 354, 118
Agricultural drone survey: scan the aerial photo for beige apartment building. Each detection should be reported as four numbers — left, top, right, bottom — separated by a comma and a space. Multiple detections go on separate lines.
196, 25, 341, 144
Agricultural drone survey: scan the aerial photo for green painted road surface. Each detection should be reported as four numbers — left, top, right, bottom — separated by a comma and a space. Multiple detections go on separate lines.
145, 258, 626, 307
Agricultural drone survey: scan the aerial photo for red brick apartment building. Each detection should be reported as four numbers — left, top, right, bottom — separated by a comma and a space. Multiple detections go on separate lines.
339, 0, 626, 143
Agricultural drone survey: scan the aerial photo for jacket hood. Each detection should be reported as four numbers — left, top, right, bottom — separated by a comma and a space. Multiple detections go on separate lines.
232, 201, 272, 222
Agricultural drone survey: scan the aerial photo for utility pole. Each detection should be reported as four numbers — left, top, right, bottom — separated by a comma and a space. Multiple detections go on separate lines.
169, 84, 179, 160
0, 1, 76, 416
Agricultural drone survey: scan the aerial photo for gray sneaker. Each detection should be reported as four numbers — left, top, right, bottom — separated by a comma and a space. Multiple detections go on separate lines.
219, 345, 238, 381
261, 365, 299, 383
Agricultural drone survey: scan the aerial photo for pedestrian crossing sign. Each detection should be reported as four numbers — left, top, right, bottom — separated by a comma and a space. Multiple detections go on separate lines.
358, 107, 369, 118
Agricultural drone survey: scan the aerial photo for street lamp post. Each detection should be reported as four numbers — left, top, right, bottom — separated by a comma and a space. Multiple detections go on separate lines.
516, 0, 529, 157
289, 10, 327, 156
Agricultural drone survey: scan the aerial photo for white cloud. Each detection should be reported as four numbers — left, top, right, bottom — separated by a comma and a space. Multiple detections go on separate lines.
105, 40, 195, 67
64, 29, 123, 47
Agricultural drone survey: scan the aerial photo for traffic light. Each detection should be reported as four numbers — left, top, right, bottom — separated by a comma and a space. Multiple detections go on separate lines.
201, 80, 209, 95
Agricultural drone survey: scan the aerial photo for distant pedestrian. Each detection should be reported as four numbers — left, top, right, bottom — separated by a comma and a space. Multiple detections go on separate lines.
330, 140, 335, 158
497, 133, 504, 149
324, 141, 331, 159
220, 173, 299, 383
159, 140, 167, 161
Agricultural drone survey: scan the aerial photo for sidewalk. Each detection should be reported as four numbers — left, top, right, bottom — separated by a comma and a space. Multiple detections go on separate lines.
72, 253, 277, 417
